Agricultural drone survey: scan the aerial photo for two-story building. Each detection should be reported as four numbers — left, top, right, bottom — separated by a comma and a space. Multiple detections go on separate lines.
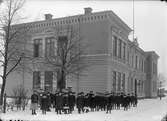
6, 8, 159, 98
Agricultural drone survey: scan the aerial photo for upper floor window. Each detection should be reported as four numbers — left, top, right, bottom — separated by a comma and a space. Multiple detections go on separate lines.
33, 39, 42, 57
113, 36, 117, 57
127, 50, 130, 64
132, 55, 134, 68
153, 62, 157, 74
135, 56, 138, 69
123, 42, 126, 60
118, 39, 122, 58
58, 36, 68, 56
45, 37, 55, 57
141, 59, 144, 72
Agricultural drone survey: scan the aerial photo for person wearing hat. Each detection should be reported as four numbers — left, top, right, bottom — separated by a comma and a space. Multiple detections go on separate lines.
30, 90, 39, 115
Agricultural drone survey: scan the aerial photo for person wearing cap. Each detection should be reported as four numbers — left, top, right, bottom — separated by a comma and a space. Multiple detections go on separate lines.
108, 92, 114, 112
45, 91, 51, 111
68, 91, 75, 114
56, 92, 63, 114
122, 94, 127, 111
106, 93, 112, 114
41, 92, 48, 114
76, 92, 84, 114
54, 91, 58, 112
30, 90, 39, 115
63, 92, 69, 114
87, 91, 94, 112
84, 93, 89, 108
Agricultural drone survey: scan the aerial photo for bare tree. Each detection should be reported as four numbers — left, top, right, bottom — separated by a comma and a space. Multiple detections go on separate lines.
11, 84, 29, 111
45, 25, 89, 91
157, 73, 166, 99
158, 73, 166, 88
0, 0, 26, 106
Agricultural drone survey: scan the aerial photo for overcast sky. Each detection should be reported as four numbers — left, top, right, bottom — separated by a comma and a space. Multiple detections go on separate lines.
1, 0, 167, 83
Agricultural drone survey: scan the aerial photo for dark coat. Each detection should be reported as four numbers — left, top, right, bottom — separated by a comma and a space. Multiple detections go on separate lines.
68, 95, 75, 106
31, 94, 38, 103
41, 94, 48, 110
77, 95, 84, 108
56, 95, 63, 109
63, 96, 69, 106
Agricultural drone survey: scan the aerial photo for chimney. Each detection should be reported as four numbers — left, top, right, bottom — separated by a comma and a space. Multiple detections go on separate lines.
84, 7, 92, 15
45, 14, 53, 20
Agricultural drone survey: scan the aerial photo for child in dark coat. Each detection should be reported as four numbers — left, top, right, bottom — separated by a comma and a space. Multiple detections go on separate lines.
41, 92, 48, 114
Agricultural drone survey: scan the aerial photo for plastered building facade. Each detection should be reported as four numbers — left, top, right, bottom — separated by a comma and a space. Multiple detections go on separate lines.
6, 8, 159, 98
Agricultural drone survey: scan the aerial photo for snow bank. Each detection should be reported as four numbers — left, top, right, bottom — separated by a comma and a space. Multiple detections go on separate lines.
0, 97, 167, 121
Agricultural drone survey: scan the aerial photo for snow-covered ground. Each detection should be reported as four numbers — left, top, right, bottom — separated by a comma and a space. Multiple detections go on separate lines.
0, 96, 167, 121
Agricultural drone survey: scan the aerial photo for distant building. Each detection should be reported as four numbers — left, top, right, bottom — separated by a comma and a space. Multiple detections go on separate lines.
6, 8, 159, 98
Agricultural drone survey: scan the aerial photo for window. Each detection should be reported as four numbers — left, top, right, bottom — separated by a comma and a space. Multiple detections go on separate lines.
144, 60, 147, 73
122, 73, 125, 91
135, 56, 138, 69
127, 50, 130, 64
141, 60, 143, 72
118, 39, 122, 58
91, 16, 93, 20
33, 71, 41, 90
45, 37, 55, 57
113, 36, 117, 57
123, 42, 126, 60
131, 78, 133, 92
153, 62, 157, 74
44, 71, 53, 92
118, 72, 121, 91
132, 55, 134, 68
113, 71, 116, 92
33, 39, 42, 57
58, 36, 68, 56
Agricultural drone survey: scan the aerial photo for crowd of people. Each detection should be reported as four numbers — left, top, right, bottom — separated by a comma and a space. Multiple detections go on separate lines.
30, 90, 138, 115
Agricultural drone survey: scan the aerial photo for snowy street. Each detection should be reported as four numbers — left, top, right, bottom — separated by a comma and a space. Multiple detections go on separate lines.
0, 97, 167, 121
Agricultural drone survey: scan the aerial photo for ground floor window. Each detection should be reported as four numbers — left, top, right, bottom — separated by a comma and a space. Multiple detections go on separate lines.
44, 71, 53, 92
122, 73, 125, 92
112, 71, 126, 93
113, 71, 116, 92
33, 71, 41, 90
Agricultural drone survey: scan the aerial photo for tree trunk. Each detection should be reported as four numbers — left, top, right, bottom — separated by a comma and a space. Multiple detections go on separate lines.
0, 77, 6, 106
60, 69, 66, 90
57, 69, 66, 91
